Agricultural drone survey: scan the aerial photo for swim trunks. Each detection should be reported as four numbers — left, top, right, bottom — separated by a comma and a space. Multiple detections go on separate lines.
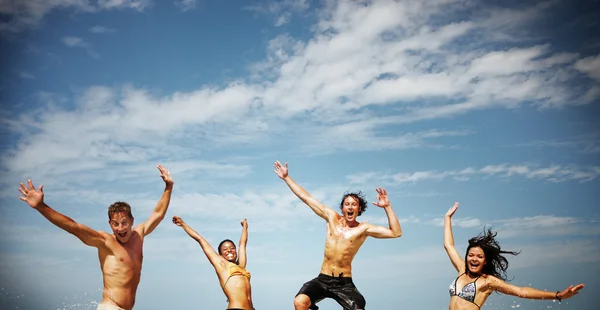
97, 304, 126, 310
296, 273, 366, 310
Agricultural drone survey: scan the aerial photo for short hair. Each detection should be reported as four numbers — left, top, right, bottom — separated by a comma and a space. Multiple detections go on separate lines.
108, 201, 134, 221
339, 191, 368, 216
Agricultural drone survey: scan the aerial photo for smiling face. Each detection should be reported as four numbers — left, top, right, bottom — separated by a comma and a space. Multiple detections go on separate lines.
109, 212, 134, 243
341, 196, 361, 223
219, 240, 237, 263
465, 246, 486, 275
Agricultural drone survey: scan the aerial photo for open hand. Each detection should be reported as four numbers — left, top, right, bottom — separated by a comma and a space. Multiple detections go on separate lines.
273, 161, 288, 179
18, 179, 44, 209
371, 188, 390, 208
158, 164, 173, 186
445, 202, 459, 218
172, 216, 184, 227
558, 283, 585, 301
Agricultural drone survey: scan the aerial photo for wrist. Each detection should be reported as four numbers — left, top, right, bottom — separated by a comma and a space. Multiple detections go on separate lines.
34, 202, 48, 211
555, 291, 562, 302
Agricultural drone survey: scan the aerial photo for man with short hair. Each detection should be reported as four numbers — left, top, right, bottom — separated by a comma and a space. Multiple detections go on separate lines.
273, 161, 403, 310
18, 164, 174, 310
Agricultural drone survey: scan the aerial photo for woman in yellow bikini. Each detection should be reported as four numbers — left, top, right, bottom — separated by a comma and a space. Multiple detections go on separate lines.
173, 216, 253, 310
444, 202, 584, 309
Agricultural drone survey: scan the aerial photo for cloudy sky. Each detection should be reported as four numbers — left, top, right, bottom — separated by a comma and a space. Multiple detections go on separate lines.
1, 0, 599, 309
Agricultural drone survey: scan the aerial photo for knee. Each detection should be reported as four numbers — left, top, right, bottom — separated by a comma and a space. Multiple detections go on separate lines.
294, 295, 311, 308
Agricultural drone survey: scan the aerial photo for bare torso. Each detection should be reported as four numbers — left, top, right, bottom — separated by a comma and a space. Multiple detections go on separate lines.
320, 215, 369, 277
216, 262, 254, 310
98, 228, 144, 310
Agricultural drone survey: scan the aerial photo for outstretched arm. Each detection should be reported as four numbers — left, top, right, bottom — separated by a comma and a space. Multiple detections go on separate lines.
273, 161, 335, 221
238, 219, 248, 268
18, 180, 108, 248
140, 164, 174, 237
172, 216, 223, 269
365, 188, 402, 238
489, 276, 585, 302
444, 202, 464, 272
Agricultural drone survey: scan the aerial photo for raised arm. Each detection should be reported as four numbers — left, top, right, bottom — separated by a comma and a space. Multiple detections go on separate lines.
18, 180, 108, 249
365, 188, 402, 238
488, 276, 585, 302
444, 202, 464, 272
273, 161, 335, 221
139, 164, 174, 237
172, 216, 223, 269
238, 219, 248, 268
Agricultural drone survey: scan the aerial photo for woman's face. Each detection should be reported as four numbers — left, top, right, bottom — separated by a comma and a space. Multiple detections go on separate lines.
466, 246, 486, 274
220, 241, 237, 262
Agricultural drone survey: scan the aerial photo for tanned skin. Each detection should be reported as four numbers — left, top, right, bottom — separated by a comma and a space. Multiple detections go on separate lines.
172, 217, 253, 310
444, 202, 585, 310
18, 165, 174, 310
274, 161, 402, 310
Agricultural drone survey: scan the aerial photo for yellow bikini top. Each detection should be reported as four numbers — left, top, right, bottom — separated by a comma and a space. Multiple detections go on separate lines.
228, 262, 251, 279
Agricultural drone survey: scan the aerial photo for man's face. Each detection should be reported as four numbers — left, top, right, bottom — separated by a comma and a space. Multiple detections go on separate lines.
341, 196, 360, 222
219, 241, 237, 262
109, 212, 134, 243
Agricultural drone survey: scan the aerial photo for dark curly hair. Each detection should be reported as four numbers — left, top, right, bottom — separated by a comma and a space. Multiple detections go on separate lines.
466, 227, 520, 281
339, 191, 368, 216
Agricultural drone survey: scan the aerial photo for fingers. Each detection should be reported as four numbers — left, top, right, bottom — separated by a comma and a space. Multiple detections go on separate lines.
375, 188, 387, 195
27, 179, 35, 190
18, 186, 27, 196
39, 185, 44, 193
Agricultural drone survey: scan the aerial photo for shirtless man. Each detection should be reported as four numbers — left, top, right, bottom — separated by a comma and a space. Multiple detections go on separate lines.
273, 161, 402, 310
17, 164, 174, 310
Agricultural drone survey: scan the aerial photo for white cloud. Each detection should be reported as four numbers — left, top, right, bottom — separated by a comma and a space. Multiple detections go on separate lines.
429, 217, 483, 228
3, 0, 598, 196
245, 0, 310, 26
346, 163, 600, 186
174, 0, 196, 12
89, 25, 116, 33
0, 0, 150, 33
61, 36, 100, 58
19, 72, 35, 79
62, 36, 89, 48
512, 134, 600, 154
574, 54, 600, 82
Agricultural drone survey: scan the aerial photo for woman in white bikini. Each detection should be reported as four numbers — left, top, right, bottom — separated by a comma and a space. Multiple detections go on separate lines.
444, 202, 584, 309
173, 216, 254, 310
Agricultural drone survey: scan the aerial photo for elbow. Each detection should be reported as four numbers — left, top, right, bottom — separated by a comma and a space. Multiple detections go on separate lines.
392, 230, 402, 238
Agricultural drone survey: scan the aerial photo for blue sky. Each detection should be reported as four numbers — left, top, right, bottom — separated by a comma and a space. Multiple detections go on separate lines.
0, 0, 599, 309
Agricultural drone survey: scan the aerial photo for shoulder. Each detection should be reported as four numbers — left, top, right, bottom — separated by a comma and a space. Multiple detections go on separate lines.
482, 275, 503, 289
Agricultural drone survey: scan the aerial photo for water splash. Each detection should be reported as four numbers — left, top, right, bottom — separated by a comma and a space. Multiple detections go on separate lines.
0, 286, 103, 310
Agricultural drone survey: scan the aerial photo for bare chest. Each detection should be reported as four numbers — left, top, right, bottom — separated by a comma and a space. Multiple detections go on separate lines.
102, 237, 144, 273
325, 223, 366, 248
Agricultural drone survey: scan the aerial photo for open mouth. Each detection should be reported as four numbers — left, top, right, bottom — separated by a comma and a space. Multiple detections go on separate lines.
226, 253, 235, 260
347, 211, 355, 217
118, 232, 127, 238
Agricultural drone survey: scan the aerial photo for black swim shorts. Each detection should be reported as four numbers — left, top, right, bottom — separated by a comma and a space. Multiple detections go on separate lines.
296, 273, 366, 310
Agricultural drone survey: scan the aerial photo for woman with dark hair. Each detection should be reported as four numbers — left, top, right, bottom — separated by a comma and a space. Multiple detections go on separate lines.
444, 202, 584, 309
172, 216, 253, 310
